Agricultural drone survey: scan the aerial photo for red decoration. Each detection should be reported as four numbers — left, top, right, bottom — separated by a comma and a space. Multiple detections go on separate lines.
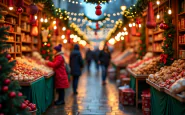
16, 0, 24, 8
131, 26, 136, 36
0, 65, 2, 71
46, 56, 49, 60
30, 4, 38, 15
66, 29, 71, 42
16, 7, 23, 14
47, 43, 50, 47
135, 32, 141, 37
166, 44, 168, 47
6, 54, 11, 60
2, 86, 8, 92
4, 79, 11, 85
20, 103, 27, 109
0, 104, 2, 109
8, 0, 14, 9
18, 92, 23, 96
160, 54, 168, 64
9, 92, 16, 98
95, 4, 102, 16
146, 2, 156, 29
168, 34, 172, 37
96, 22, 99, 30
0, 113, 4, 115
30, 15, 36, 25
160, 23, 169, 30
42, 50, 46, 54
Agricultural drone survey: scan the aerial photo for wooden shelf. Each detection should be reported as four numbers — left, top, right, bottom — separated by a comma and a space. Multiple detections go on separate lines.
153, 50, 163, 53
6, 41, 15, 43
21, 29, 30, 33
4, 21, 16, 26
179, 29, 185, 32
178, 12, 185, 16
22, 50, 32, 52
16, 42, 21, 44
154, 39, 163, 42
22, 12, 29, 16
22, 41, 32, 44
16, 52, 21, 54
9, 52, 15, 54
153, 30, 164, 35
179, 43, 185, 45
156, 20, 163, 24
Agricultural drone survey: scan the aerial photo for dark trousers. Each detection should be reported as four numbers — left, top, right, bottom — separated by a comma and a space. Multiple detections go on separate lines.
56, 88, 65, 102
87, 61, 91, 72
95, 62, 99, 71
101, 65, 108, 81
73, 76, 79, 93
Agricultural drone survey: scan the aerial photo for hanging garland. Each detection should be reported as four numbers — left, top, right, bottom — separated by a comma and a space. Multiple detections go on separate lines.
138, 23, 146, 59
86, 24, 105, 31
84, 0, 110, 4
159, 12, 176, 66
84, 14, 109, 22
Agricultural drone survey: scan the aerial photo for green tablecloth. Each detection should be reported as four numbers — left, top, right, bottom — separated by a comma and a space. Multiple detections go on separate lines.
130, 75, 149, 99
21, 77, 54, 115
150, 86, 185, 115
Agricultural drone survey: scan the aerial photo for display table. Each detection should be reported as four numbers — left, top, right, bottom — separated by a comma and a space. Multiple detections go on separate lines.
150, 87, 185, 115
127, 68, 149, 108
21, 76, 54, 115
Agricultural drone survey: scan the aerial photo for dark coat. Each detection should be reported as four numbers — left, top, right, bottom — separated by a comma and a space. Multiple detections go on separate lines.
99, 50, 111, 67
47, 52, 69, 89
70, 45, 83, 76
85, 50, 93, 62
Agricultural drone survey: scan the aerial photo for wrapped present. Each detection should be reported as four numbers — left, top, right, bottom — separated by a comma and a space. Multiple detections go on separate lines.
120, 88, 135, 105
142, 93, 151, 115
118, 85, 129, 103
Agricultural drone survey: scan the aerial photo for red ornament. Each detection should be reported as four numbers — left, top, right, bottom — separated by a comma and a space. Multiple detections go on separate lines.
163, 23, 169, 30
30, 4, 38, 15
47, 43, 51, 47
166, 44, 168, 47
160, 54, 168, 64
9, 92, 16, 98
6, 54, 11, 60
0, 104, 2, 109
95, 4, 102, 16
16, 7, 23, 14
0, 65, 2, 71
135, 32, 141, 37
46, 56, 49, 60
18, 92, 23, 96
2, 86, 8, 92
0, 113, 4, 115
4, 79, 11, 85
164, 37, 166, 40
146, 2, 156, 29
159, 23, 164, 29
20, 103, 27, 109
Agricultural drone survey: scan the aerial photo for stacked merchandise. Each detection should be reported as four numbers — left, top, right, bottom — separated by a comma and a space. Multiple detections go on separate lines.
141, 89, 151, 115
128, 57, 160, 75
148, 59, 185, 96
119, 86, 135, 105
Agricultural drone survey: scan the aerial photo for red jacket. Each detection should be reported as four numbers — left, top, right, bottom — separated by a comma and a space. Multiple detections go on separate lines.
47, 52, 69, 89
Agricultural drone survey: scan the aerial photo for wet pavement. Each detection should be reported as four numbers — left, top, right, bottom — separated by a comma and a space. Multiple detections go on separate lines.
44, 64, 142, 115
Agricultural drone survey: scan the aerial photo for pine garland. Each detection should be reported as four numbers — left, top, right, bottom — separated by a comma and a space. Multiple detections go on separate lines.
138, 24, 146, 59
84, 14, 108, 22
84, 0, 110, 4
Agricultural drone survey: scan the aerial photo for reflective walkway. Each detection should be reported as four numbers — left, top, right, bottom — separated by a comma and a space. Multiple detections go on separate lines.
45, 62, 142, 115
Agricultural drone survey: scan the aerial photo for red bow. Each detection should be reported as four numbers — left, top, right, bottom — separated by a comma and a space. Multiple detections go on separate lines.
160, 54, 168, 64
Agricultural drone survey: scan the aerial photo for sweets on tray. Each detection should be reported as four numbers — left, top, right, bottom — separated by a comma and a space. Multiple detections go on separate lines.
148, 59, 185, 89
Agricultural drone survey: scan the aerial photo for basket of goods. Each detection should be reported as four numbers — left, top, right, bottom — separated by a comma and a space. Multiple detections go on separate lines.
23, 100, 37, 115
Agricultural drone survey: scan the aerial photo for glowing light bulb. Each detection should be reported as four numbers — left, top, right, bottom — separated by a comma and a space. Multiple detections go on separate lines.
168, 9, 172, 15
132, 23, 136, 26
129, 23, 132, 27
44, 18, 48, 23
61, 35, 65, 39
53, 21, 56, 24
34, 16, 37, 20
139, 24, 142, 28
9, 7, 13, 10
62, 27, 66, 31
157, 14, 160, 19
40, 18, 44, 22
63, 39, 67, 43
123, 27, 127, 31
54, 26, 57, 30
156, 0, 160, 5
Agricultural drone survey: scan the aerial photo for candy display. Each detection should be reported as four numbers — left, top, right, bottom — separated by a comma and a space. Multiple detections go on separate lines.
148, 59, 185, 89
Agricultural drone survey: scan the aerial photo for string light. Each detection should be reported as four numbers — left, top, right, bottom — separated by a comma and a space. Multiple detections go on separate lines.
156, 0, 160, 5
157, 14, 160, 19
168, 0, 172, 15
44, 18, 48, 23
54, 26, 57, 30
129, 23, 132, 27
132, 23, 136, 26
123, 27, 127, 31
34, 16, 37, 20
62, 27, 66, 31
53, 21, 56, 24
61, 35, 65, 39
9, 7, 13, 10
40, 18, 44, 22
63, 39, 67, 44
139, 24, 142, 28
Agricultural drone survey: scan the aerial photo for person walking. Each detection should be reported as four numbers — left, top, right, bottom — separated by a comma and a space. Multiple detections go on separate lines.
94, 48, 100, 72
70, 44, 84, 95
46, 44, 69, 105
99, 45, 111, 85
85, 48, 92, 73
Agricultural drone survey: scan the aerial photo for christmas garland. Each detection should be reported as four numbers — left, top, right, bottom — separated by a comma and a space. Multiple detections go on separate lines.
138, 23, 146, 59
84, 0, 110, 4
84, 14, 108, 22
159, 13, 176, 66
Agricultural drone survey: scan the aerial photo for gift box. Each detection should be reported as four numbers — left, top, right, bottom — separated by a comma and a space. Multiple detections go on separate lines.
142, 93, 151, 115
120, 88, 135, 105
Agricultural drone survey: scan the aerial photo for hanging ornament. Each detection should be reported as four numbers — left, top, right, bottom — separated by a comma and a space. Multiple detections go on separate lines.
0, 104, 2, 109
30, 4, 38, 15
9, 92, 16, 98
160, 54, 168, 64
2, 86, 8, 92
8, 0, 14, 10
20, 103, 27, 109
168, 34, 172, 37
96, 22, 99, 30
47, 43, 51, 47
0, 65, 2, 71
159, 23, 164, 29
146, 2, 156, 29
18, 92, 23, 96
4, 79, 11, 85
6, 54, 11, 60
16, 7, 23, 14
166, 44, 168, 47
95, 4, 102, 16
159, 23, 169, 30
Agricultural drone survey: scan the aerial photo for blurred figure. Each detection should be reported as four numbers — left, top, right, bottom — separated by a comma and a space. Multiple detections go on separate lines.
46, 44, 69, 105
99, 45, 111, 85
85, 48, 93, 73
70, 44, 84, 95
93, 48, 100, 72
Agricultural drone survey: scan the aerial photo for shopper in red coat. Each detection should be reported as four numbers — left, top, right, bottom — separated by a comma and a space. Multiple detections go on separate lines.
46, 44, 69, 105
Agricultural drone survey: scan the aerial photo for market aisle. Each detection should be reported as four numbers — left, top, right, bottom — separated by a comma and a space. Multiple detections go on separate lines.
45, 62, 142, 115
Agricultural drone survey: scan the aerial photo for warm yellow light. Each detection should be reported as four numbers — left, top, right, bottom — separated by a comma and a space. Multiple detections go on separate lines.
132, 23, 136, 26
35, 16, 38, 20
129, 23, 132, 27
109, 38, 115, 45
63, 39, 67, 44
168, 9, 172, 15
139, 24, 142, 28
157, 14, 160, 19
54, 26, 57, 30
62, 27, 66, 31
53, 21, 56, 24
125, 31, 128, 35
44, 18, 48, 23
121, 6, 126, 11
123, 27, 127, 31
40, 18, 44, 22
9, 7, 13, 10
156, 0, 160, 5
121, 36, 124, 40
44, 42, 47, 45
61, 35, 65, 39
